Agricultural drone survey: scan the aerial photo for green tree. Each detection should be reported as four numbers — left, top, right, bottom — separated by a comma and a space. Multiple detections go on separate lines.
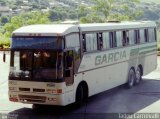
0, 16, 9, 25
0, 32, 11, 49
3, 11, 50, 38
79, 0, 143, 23
113, 0, 143, 20
0, 0, 7, 6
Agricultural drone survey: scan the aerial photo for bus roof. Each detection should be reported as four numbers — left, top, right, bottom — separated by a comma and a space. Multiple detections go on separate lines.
13, 24, 79, 36
80, 21, 156, 32
13, 21, 156, 36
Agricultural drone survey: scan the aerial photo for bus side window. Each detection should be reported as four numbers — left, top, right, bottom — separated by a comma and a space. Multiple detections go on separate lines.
126, 30, 129, 45
122, 31, 126, 46
134, 30, 140, 44
144, 29, 149, 42
140, 29, 145, 43
122, 30, 129, 46
129, 30, 134, 45
82, 34, 86, 52
137, 30, 140, 44
85, 33, 98, 52
109, 31, 117, 48
149, 28, 156, 42
102, 32, 110, 49
113, 31, 117, 47
65, 34, 80, 48
116, 31, 122, 47
98, 32, 103, 50
109, 32, 113, 48
154, 28, 157, 41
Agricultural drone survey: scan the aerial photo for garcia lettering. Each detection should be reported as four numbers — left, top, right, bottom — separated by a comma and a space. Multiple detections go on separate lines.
95, 51, 126, 66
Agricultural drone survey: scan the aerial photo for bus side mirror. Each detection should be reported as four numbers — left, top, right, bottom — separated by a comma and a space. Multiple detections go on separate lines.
3, 52, 6, 63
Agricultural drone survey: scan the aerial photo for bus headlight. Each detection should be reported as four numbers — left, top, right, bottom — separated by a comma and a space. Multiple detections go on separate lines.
24, 71, 30, 78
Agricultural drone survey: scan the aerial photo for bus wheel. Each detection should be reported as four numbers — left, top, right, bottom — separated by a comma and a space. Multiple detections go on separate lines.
75, 85, 84, 107
127, 68, 135, 88
32, 104, 43, 111
135, 67, 142, 85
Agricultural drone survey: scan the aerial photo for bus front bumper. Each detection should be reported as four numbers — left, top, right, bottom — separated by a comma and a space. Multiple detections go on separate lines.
9, 91, 67, 106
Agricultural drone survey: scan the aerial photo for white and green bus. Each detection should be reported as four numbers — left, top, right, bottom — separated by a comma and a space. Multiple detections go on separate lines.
8, 21, 157, 107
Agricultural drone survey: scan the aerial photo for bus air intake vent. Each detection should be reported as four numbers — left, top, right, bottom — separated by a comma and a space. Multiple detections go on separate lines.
19, 88, 30, 92
33, 88, 45, 92
19, 95, 46, 103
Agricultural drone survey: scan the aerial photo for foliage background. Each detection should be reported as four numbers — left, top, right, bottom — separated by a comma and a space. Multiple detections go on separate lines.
0, 0, 160, 49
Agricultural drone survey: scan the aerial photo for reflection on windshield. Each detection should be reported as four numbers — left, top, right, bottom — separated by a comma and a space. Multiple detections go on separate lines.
21, 51, 57, 69
10, 51, 64, 81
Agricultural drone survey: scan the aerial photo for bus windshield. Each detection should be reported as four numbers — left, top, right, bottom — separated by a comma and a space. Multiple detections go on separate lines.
9, 50, 64, 82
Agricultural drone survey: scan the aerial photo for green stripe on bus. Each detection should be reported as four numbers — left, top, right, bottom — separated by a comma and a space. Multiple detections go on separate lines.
139, 49, 157, 55
139, 45, 157, 51
130, 49, 139, 56
130, 45, 157, 56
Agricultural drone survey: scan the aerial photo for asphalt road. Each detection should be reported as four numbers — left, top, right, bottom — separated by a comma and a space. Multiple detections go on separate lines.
0, 52, 160, 119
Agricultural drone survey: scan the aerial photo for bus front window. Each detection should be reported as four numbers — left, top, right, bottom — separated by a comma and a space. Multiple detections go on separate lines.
9, 51, 64, 82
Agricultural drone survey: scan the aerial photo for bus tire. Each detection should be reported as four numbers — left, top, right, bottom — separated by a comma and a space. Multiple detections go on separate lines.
75, 85, 84, 107
135, 67, 142, 85
32, 104, 43, 111
127, 68, 135, 88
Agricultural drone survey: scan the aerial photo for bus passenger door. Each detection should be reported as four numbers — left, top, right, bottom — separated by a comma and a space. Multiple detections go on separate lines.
64, 50, 75, 104
64, 50, 74, 86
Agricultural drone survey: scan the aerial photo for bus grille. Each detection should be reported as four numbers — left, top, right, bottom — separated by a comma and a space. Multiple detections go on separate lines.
19, 88, 30, 92
19, 95, 46, 103
33, 88, 45, 93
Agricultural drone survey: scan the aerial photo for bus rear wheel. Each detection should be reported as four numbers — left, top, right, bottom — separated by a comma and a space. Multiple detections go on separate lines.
135, 67, 142, 85
127, 68, 135, 88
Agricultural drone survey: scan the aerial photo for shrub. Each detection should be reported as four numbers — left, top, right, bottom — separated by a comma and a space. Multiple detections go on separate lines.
0, 39, 11, 49
158, 44, 160, 51
0, 40, 3, 48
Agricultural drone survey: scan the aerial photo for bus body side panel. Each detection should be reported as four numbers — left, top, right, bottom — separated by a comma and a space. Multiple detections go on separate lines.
77, 42, 157, 97
78, 48, 130, 97
138, 42, 157, 76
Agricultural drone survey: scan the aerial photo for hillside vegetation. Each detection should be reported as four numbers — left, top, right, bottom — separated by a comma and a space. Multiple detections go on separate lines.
0, 0, 160, 49
141, 0, 160, 4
